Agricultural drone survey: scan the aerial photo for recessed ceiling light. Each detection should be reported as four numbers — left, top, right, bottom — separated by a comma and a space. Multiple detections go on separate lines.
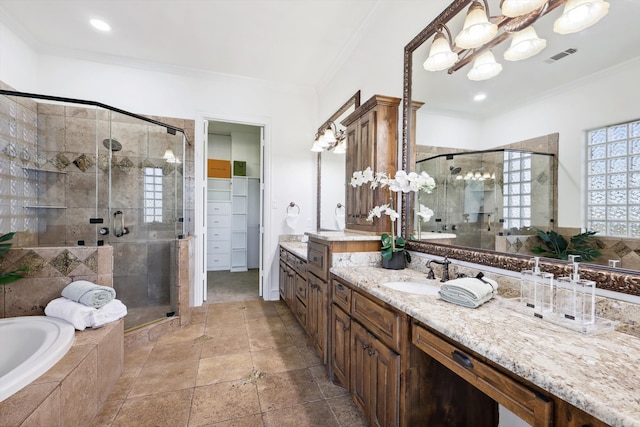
474, 93, 487, 102
90, 18, 111, 32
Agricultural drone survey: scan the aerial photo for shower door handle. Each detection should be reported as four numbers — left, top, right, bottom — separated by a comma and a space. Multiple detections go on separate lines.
113, 210, 129, 237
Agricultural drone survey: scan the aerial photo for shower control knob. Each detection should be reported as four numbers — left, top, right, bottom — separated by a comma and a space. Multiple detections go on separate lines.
99, 227, 109, 235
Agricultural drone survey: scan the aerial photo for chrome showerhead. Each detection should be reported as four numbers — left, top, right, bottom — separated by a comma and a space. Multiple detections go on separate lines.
103, 138, 122, 152
449, 166, 462, 175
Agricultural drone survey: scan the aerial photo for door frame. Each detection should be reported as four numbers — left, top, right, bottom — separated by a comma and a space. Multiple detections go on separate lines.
193, 113, 271, 306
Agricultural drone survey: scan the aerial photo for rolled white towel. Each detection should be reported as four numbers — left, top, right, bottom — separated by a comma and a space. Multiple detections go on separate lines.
438, 276, 499, 308
90, 299, 128, 328
45, 297, 127, 330
45, 297, 94, 330
61, 280, 115, 308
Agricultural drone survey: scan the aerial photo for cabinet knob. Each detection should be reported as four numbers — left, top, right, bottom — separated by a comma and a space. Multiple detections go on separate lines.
368, 349, 375, 356
343, 326, 349, 332
362, 344, 369, 350
337, 284, 344, 290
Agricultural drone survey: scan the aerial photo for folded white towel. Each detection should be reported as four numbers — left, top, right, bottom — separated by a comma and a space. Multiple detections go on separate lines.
45, 297, 127, 330
438, 276, 499, 308
61, 280, 116, 308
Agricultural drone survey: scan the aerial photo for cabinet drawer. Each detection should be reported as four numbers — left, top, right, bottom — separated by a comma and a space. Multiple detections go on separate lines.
412, 322, 553, 427
351, 291, 404, 353
295, 276, 308, 303
207, 201, 231, 215
295, 296, 307, 328
332, 277, 351, 312
208, 240, 230, 253
208, 228, 231, 241
207, 253, 230, 269
307, 240, 329, 281
293, 256, 307, 275
208, 215, 231, 228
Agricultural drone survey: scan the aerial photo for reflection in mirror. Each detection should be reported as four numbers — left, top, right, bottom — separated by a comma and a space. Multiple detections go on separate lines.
415, 148, 555, 251
402, 0, 640, 294
316, 91, 360, 231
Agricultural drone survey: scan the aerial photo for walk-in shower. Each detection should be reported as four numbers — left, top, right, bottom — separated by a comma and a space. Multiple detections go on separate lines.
416, 149, 555, 251
0, 89, 189, 330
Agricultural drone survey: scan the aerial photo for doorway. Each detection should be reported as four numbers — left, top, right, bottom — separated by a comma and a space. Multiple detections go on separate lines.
205, 120, 264, 303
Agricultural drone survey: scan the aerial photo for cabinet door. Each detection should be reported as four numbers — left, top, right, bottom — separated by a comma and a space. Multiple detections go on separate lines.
278, 261, 286, 299
370, 338, 400, 427
350, 321, 372, 416
286, 265, 295, 308
345, 123, 359, 229
308, 273, 328, 363
314, 278, 328, 363
355, 111, 375, 226
331, 304, 351, 389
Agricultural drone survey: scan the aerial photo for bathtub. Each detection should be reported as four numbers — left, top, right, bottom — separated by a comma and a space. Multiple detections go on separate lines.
0, 316, 75, 402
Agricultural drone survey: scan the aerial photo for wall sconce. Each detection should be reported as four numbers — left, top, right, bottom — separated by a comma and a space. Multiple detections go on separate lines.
503, 26, 547, 61
423, 25, 458, 71
162, 147, 181, 163
422, 0, 610, 81
468, 50, 503, 81
310, 121, 346, 154
502, 0, 549, 17
553, 0, 609, 34
454, 1, 498, 49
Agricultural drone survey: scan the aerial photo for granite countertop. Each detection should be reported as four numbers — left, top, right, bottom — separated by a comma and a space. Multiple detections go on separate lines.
279, 241, 307, 260
330, 266, 640, 427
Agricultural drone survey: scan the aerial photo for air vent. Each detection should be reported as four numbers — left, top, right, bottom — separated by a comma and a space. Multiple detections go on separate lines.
544, 48, 578, 64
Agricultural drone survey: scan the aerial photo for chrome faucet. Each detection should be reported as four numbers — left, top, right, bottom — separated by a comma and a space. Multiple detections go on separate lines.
427, 257, 451, 282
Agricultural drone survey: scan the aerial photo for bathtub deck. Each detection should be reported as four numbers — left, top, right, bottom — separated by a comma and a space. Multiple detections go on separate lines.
0, 319, 124, 426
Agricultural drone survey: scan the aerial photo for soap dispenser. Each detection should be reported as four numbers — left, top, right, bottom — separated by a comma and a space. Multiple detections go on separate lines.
520, 256, 554, 318
554, 255, 597, 331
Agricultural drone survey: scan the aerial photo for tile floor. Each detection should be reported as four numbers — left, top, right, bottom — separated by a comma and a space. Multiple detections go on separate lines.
90, 298, 369, 426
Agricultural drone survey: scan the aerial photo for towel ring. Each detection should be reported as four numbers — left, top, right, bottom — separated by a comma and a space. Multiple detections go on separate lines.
287, 202, 300, 215
335, 203, 344, 215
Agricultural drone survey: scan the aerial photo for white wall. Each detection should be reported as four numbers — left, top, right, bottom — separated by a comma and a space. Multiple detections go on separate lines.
231, 131, 260, 178
478, 58, 640, 227
0, 21, 38, 90
208, 134, 232, 160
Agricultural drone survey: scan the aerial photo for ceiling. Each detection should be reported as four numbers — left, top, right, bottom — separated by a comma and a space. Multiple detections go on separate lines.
0, 0, 390, 88
411, 0, 640, 118
0, 0, 635, 116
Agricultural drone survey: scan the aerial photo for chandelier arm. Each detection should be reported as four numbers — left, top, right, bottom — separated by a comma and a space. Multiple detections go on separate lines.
448, 0, 567, 74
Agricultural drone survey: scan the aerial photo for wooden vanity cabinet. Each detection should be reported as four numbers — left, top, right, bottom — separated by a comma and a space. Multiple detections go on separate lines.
342, 95, 400, 233
278, 247, 307, 329
329, 274, 409, 427
411, 321, 553, 427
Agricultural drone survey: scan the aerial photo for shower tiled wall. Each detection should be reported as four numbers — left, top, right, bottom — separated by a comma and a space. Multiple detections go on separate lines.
0, 83, 195, 325
0, 245, 112, 317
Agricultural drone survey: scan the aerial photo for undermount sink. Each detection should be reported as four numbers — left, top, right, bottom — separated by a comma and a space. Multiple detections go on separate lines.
381, 281, 440, 296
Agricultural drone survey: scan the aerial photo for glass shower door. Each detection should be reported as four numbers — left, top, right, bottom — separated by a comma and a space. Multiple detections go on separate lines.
100, 111, 184, 330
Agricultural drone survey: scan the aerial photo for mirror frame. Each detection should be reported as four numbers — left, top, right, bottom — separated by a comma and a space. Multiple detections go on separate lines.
401, 0, 640, 297
316, 90, 361, 230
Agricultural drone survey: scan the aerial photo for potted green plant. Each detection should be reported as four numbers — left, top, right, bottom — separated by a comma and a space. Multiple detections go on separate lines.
350, 167, 435, 269
530, 228, 602, 261
0, 232, 28, 286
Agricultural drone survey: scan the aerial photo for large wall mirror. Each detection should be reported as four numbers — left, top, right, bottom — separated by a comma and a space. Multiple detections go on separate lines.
402, 0, 640, 295
317, 91, 360, 230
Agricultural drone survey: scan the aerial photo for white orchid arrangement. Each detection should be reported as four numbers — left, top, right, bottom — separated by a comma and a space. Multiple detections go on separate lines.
350, 167, 435, 262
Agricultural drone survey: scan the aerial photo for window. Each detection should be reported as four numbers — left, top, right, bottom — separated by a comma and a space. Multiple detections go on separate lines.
502, 151, 532, 231
586, 120, 640, 238
144, 167, 163, 223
